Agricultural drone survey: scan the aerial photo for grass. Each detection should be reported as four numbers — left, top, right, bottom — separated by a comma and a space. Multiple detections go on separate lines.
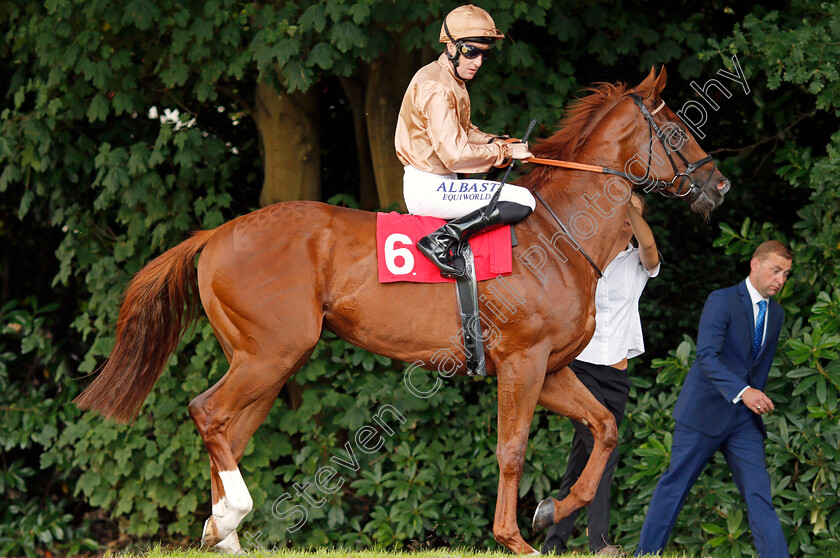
111, 544, 696, 558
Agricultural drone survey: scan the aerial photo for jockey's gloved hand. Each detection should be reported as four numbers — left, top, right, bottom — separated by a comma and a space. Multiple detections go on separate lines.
510, 142, 533, 160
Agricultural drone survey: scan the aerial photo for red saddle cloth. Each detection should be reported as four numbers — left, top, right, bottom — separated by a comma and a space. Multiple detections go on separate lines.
376, 212, 513, 284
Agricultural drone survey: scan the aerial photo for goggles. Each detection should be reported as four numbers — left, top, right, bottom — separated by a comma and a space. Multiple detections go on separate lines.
457, 42, 492, 60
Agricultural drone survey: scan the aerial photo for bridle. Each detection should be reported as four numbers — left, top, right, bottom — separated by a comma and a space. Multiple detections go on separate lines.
526, 94, 717, 202
627, 93, 715, 201
526, 93, 718, 278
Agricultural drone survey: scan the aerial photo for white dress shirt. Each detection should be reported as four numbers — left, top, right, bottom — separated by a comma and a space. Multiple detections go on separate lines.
733, 277, 771, 402
576, 244, 659, 366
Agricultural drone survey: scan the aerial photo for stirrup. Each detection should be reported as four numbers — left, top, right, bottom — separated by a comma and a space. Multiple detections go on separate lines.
440, 252, 467, 279
416, 235, 464, 278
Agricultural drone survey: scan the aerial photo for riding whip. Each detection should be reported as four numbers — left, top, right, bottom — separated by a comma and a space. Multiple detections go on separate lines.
484, 118, 537, 216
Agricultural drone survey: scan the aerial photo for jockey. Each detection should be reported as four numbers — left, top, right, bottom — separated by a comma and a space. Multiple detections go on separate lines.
395, 4, 536, 278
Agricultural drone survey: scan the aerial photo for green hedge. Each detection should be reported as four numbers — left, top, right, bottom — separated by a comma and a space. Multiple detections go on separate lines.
5, 278, 839, 557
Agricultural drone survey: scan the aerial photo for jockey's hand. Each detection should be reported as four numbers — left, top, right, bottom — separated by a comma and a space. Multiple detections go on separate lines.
510, 142, 533, 160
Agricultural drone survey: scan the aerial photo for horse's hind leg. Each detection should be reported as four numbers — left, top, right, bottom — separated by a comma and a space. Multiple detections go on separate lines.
532, 366, 617, 532
188, 319, 320, 551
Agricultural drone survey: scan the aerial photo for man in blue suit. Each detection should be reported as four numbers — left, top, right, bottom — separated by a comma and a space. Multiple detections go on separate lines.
637, 240, 793, 557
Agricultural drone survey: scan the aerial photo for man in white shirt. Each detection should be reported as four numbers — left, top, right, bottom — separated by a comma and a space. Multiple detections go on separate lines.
542, 193, 659, 556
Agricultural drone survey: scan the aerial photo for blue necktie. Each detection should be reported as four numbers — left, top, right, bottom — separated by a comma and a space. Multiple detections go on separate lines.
753, 299, 767, 358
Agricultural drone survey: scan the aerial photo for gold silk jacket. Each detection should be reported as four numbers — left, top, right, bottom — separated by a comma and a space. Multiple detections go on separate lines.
395, 54, 512, 175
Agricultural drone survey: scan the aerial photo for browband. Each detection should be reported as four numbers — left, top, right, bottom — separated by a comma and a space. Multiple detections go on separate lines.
650, 100, 666, 116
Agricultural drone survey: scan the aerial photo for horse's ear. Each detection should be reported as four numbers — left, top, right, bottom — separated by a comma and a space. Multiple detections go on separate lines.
635, 66, 658, 97
635, 66, 667, 99
652, 66, 668, 97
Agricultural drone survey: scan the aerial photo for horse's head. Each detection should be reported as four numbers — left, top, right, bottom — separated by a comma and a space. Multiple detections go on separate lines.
621, 67, 730, 217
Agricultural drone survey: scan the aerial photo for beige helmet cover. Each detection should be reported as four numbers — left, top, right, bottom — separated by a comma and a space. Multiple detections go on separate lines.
439, 4, 505, 43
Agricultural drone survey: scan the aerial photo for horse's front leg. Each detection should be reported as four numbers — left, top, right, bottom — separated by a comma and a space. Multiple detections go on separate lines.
532, 366, 617, 532
492, 354, 548, 555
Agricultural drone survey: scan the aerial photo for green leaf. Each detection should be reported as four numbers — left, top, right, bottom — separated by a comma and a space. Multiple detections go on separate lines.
299, 5, 327, 32
176, 492, 197, 515
273, 38, 300, 66
111, 92, 134, 115
123, 0, 161, 31
87, 95, 109, 122
701, 522, 727, 534
76, 471, 101, 497
307, 43, 336, 70
329, 22, 366, 53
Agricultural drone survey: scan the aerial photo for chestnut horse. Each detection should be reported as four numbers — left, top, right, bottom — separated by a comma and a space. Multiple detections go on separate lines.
75, 68, 729, 555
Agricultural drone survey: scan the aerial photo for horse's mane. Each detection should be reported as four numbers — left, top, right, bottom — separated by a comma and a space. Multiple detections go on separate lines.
519, 82, 629, 188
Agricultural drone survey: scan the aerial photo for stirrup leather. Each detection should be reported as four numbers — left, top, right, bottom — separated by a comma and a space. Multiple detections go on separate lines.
454, 242, 486, 376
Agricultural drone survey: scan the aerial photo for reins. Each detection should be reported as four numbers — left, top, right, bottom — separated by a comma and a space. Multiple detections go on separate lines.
522, 101, 679, 193
523, 158, 606, 173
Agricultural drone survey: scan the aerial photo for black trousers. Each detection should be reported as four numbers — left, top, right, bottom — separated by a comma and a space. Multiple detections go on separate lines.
541, 359, 632, 554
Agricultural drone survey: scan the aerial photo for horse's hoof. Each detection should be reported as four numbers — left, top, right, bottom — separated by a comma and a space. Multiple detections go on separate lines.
215, 530, 241, 553
202, 516, 222, 547
532, 497, 555, 532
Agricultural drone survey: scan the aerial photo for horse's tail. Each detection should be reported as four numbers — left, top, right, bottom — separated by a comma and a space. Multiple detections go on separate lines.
74, 229, 217, 424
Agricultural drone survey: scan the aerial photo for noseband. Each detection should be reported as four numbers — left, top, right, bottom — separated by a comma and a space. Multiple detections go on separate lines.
627, 93, 715, 200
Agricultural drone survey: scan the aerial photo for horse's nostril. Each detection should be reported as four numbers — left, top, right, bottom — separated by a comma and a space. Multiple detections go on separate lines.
717, 180, 730, 194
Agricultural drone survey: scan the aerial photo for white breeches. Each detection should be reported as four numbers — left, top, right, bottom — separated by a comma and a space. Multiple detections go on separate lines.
402, 166, 536, 219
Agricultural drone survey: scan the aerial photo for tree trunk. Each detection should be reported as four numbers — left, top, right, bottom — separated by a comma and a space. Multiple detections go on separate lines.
339, 44, 435, 211
363, 49, 424, 212
254, 80, 320, 207
338, 74, 379, 210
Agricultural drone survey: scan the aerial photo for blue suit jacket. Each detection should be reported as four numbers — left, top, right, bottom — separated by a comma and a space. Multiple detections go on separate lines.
673, 281, 784, 438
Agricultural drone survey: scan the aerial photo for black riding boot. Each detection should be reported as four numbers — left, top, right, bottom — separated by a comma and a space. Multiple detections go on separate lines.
417, 201, 532, 278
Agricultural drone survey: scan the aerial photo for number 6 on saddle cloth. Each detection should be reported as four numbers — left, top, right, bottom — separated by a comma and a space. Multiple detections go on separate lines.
376, 212, 516, 376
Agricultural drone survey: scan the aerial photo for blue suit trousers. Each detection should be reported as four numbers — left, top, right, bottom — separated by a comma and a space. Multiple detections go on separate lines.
636, 405, 788, 557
